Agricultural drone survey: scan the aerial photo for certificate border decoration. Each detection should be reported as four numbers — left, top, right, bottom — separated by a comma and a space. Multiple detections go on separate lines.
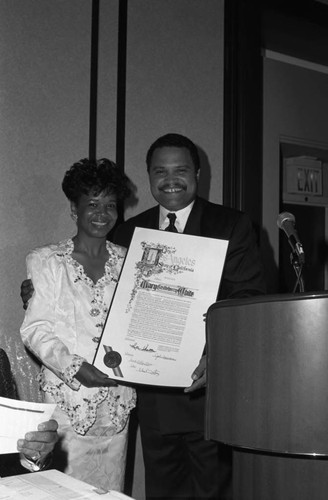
126, 241, 191, 312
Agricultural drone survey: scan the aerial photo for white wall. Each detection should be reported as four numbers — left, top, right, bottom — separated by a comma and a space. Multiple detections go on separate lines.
124, 0, 224, 218
0, 0, 92, 399
92, 0, 225, 215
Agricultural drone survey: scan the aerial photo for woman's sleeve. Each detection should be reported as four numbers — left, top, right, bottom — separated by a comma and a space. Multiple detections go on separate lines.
20, 249, 84, 390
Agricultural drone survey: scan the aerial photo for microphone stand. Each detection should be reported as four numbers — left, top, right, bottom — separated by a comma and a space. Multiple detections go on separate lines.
290, 252, 305, 293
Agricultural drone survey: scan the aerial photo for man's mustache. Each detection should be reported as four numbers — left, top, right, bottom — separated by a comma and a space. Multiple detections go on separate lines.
159, 183, 186, 191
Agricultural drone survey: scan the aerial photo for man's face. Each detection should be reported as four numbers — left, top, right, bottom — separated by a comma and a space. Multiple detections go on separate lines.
148, 146, 199, 211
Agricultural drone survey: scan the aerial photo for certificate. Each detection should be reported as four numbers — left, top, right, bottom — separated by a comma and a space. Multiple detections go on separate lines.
0, 396, 56, 454
93, 228, 228, 387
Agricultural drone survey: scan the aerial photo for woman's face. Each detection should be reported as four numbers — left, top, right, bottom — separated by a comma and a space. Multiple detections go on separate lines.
71, 191, 118, 239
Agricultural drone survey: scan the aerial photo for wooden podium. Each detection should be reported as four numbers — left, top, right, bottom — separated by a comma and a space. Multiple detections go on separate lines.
205, 292, 328, 500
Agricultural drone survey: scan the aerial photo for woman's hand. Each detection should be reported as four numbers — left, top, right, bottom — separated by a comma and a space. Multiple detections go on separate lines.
74, 361, 117, 388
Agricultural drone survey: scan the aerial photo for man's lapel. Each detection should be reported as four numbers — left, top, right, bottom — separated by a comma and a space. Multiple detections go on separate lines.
149, 205, 160, 229
135, 205, 160, 230
183, 197, 203, 236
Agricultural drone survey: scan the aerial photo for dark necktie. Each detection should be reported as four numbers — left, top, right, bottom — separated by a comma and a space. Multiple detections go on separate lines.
165, 213, 178, 232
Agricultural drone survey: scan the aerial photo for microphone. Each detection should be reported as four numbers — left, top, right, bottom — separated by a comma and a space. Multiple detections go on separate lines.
277, 212, 305, 264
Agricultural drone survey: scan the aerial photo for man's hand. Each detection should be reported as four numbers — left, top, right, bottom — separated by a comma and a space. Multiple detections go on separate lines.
17, 419, 58, 462
184, 355, 206, 393
20, 279, 34, 310
74, 361, 117, 388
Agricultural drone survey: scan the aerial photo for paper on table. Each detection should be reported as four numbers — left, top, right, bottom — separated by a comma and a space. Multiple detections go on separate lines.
94, 227, 228, 387
0, 396, 56, 454
0, 469, 135, 499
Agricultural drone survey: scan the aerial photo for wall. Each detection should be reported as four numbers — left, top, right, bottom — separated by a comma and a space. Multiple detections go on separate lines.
123, 0, 224, 219
96, 0, 225, 219
0, 0, 92, 399
0, 1, 224, 498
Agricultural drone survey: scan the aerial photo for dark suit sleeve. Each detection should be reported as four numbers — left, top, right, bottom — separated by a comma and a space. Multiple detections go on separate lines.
113, 222, 136, 248
218, 212, 266, 299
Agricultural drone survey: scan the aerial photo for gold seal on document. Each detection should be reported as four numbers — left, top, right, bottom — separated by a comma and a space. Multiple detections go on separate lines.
104, 351, 122, 368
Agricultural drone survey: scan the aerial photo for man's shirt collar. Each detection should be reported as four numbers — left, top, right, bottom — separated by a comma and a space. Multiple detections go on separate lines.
159, 201, 195, 233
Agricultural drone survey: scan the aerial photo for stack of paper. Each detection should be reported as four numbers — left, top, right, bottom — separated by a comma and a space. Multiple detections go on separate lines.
0, 469, 135, 499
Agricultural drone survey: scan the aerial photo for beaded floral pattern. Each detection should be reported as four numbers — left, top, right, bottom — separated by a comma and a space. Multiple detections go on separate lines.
62, 354, 85, 390
57, 238, 123, 342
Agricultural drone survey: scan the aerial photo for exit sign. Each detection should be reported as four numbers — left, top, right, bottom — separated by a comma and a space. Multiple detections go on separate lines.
283, 156, 328, 206
286, 163, 322, 196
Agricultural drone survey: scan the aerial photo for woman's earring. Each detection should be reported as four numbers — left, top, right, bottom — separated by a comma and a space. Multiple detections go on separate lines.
71, 212, 78, 222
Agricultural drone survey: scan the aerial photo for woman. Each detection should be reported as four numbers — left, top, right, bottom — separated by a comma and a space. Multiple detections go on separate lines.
20, 158, 136, 491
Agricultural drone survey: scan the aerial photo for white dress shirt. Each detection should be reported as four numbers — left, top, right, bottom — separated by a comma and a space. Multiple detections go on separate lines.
159, 201, 195, 233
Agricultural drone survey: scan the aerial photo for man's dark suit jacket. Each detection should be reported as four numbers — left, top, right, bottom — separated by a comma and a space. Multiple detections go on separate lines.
114, 196, 265, 434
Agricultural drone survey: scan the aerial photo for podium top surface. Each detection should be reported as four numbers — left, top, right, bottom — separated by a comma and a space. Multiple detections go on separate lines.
206, 292, 328, 456
207, 290, 328, 310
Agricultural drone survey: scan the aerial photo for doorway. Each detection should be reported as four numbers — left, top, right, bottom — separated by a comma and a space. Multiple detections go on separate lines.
279, 140, 328, 293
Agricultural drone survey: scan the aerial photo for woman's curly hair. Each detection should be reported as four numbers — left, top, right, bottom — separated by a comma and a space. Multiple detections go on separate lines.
62, 158, 132, 204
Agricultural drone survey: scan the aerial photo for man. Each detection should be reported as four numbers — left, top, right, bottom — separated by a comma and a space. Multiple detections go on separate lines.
0, 348, 58, 477
113, 133, 266, 499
